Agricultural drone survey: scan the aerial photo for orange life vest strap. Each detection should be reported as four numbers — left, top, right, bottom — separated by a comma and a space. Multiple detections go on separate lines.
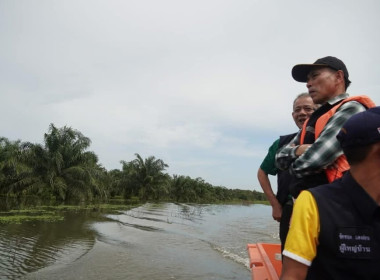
299, 95, 375, 182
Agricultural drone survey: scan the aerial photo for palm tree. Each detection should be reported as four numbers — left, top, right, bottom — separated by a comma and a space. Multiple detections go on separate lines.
0, 137, 33, 197
170, 175, 197, 202
118, 160, 140, 199
120, 153, 169, 201
25, 124, 107, 202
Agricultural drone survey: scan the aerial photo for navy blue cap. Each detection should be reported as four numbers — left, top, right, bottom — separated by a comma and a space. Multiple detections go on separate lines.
337, 107, 380, 149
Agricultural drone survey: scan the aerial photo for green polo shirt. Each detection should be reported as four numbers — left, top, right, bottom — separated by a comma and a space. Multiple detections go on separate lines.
260, 139, 279, 176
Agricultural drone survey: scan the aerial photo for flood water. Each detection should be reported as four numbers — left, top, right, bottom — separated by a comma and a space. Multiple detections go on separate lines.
0, 203, 279, 280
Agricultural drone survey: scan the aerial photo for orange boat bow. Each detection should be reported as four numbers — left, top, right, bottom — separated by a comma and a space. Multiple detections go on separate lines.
247, 243, 282, 280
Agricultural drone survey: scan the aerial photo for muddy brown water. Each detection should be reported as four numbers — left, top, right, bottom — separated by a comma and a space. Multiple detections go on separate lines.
0, 203, 278, 280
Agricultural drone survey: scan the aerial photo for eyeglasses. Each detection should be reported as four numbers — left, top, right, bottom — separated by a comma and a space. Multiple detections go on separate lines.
293, 107, 314, 113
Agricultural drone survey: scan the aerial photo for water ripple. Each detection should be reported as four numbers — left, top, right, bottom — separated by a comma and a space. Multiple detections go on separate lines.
0, 217, 96, 279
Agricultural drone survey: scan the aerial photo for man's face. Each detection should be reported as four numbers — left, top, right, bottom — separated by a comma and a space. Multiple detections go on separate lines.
292, 96, 315, 129
306, 67, 340, 104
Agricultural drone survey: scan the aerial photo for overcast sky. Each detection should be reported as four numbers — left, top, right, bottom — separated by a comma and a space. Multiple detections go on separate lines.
1, 0, 379, 191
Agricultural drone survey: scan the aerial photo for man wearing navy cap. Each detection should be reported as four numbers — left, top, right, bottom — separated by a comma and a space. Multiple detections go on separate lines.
276, 56, 375, 198
280, 107, 380, 280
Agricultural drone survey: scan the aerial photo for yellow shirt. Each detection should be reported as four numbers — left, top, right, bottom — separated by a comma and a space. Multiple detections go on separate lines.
282, 190, 320, 266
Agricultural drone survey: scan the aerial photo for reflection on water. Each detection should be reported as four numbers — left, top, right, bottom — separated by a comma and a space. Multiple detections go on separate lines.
0, 211, 97, 279
0, 203, 279, 280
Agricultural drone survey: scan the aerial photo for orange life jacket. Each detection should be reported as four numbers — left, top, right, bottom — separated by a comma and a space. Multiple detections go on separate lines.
299, 95, 375, 183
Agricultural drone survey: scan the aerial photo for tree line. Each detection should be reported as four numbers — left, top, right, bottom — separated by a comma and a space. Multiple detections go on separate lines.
0, 124, 266, 205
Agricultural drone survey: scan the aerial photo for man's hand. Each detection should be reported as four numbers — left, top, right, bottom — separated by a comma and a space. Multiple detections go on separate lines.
295, 144, 311, 157
272, 202, 282, 222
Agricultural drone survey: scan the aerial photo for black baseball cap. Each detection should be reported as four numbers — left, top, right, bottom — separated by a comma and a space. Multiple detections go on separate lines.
291, 56, 351, 84
337, 106, 380, 149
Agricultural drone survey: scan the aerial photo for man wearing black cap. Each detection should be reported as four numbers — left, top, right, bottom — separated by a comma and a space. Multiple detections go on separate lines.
280, 107, 380, 280
276, 56, 375, 198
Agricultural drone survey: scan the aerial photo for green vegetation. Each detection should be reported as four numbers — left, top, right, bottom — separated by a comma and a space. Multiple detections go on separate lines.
0, 213, 64, 224
0, 124, 267, 212
0, 201, 138, 224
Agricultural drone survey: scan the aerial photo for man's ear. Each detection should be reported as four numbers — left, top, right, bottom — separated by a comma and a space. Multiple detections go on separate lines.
372, 142, 380, 156
336, 70, 345, 83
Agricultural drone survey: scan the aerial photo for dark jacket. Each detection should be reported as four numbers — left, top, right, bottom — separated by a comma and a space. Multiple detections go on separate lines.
276, 133, 297, 205
306, 172, 380, 280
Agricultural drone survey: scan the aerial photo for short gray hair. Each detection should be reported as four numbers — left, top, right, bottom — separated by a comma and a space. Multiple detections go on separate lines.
293, 93, 310, 109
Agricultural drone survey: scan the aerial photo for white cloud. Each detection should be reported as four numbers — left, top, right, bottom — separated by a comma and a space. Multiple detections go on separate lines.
1, 0, 379, 190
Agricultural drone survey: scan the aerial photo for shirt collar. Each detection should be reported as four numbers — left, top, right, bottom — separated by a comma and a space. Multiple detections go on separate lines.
327, 93, 349, 105
344, 171, 379, 223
